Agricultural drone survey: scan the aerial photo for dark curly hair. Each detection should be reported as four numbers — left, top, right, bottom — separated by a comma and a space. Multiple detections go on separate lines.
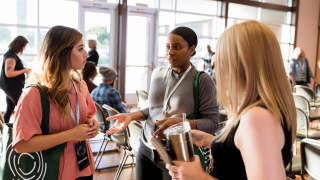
82, 62, 97, 82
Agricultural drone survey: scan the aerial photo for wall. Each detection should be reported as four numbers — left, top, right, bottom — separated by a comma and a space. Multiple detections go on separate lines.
296, 0, 320, 89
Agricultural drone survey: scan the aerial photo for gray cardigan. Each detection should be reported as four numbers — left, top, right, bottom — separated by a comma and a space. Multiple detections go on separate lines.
140, 64, 219, 149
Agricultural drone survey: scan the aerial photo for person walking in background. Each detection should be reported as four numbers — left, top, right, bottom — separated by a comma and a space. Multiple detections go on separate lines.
0, 36, 30, 123
202, 45, 215, 76
289, 47, 320, 87
82, 61, 97, 93
91, 67, 128, 114
13, 26, 99, 180
86, 39, 99, 65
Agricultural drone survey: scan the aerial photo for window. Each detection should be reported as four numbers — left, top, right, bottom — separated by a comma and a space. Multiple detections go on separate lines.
39, 0, 78, 28
176, 0, 218, 15
127, 0, 158, 8
0, 0, 37, 26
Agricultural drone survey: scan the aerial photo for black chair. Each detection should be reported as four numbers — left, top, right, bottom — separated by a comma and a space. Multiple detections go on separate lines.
93, 102, 120, 171
102, 105, 136, 180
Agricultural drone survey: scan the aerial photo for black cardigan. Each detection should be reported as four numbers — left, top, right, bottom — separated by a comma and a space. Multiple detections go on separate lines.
86, 49, 99, 65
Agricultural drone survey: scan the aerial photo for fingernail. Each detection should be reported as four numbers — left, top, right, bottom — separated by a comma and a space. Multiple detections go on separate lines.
89, 129, 92, 132
88, 136, 91, 138
166, 164, 170, 168
87, 133, 90, 135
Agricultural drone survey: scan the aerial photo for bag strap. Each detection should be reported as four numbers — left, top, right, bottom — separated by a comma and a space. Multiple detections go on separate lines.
187, 71, 204, 119
27, 84, 50, 135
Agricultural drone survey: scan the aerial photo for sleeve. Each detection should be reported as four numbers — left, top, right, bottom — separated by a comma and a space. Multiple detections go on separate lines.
12, 87, 43, 148
82, 80, 96, 119
289, 60, 295, 76
109, 90, 126, 114
140, 108, 149, 120
194, 73, 219, 135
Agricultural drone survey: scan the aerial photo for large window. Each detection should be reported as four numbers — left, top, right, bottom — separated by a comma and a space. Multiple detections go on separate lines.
0, 0, 78, 68
227, 2, 295, 73
156, 0, 297, 72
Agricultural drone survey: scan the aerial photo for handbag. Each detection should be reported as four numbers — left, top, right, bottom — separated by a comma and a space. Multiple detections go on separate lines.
0, 84, 67, 180
187, 71, 211, 173
305, 58, 312, 84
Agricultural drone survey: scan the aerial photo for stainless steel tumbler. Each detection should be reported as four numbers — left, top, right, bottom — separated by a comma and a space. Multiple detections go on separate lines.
164, 121, 194, 162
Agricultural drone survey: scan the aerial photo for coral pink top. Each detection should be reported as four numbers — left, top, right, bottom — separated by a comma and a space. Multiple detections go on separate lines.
12, 81, 97, 180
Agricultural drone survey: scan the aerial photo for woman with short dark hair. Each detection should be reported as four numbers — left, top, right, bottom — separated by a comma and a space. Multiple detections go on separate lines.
105, 26, 219, 180
0, 36, 30, 123
82, 61, 97, 93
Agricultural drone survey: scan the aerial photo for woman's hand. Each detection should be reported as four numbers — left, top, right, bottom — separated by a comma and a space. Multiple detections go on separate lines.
191, 130, 215, 149
71, 124, 91, 141
24, 68, 30, 74
166, 155, 207, 180
86, 119, 99, 139
153, 118, 183, 140
106, 114, 132, 135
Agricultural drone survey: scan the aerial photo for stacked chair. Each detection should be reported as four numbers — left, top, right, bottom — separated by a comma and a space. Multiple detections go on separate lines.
285, 108, 320, 179
293, 85, 320, 109
135, 90, 149, 109
300, 138, 320, 180
293, 94, 320, 130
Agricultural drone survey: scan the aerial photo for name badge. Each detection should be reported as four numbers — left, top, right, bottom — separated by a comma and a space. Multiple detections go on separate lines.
301, 72, 306, 80
75, 141, 90, 172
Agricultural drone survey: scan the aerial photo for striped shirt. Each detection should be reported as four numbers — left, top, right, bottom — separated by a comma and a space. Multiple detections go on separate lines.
140, 64, 219, 149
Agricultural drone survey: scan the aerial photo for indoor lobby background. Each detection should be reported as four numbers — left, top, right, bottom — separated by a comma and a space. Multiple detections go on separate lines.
1, 0, 320, 109
1, 0, 320, 179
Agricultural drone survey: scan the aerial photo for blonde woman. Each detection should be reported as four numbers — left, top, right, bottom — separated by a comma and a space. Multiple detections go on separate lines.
166, 20, 297, 180
86, 39, 99, 65
12, 26, 99, 180
289, 47, 320, 87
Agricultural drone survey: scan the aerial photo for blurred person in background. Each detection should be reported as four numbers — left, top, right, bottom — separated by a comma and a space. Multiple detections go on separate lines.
289, 47, 320, 87
91, 67, 129, 113
0, 36, 30, 123
202, 45, 215, 76
82, 61, 97, 93
86, 39, 99, 65
166, 20, 296, 180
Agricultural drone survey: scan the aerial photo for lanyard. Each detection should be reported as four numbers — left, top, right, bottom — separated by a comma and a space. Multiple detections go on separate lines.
162, 64, 192, 118
298, 60, 305, 71
69, 80, 80, 126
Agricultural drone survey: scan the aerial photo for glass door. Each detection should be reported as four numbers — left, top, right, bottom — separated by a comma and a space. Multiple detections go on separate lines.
79, 4, 116, 85
125, 12, 154, 103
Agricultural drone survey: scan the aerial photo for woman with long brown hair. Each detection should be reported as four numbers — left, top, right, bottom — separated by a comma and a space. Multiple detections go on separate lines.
166, 20, 297, 180
12, 26, 99, 180
0, 36, 30, 123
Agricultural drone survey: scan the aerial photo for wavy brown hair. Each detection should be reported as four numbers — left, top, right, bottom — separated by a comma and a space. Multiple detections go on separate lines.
28, 26, 84, 119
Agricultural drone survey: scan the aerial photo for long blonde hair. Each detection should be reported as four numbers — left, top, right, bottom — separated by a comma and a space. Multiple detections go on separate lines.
28, 26, 84, 119
215, 20, 296, 143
